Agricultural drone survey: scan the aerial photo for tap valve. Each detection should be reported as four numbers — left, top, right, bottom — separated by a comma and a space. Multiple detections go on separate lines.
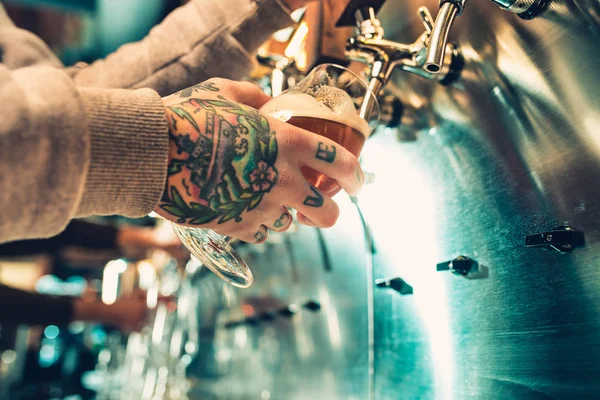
424, 0, 467, 73
343, 5, 465, 98
488, 0, 549, 19
354, 7, 385, 39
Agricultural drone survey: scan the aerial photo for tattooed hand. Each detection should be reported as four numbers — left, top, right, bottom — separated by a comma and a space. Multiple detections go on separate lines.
156, 78, 364, 243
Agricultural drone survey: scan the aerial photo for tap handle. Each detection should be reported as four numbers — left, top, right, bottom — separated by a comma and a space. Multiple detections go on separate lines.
336, 0, 387, 27
417, 7, 434, 34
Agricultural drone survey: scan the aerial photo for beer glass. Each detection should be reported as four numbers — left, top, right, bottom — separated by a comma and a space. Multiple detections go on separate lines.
173, 64, 380, 288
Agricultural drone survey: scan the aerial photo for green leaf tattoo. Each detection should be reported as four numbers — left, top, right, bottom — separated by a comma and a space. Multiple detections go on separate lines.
169, 106, 200, 132
171, 186, 188, 210
160, 95, 279, 225
267, 134, 278, 165
248, 194, 264, 211
167, 159, 186, 176
179, 82, 220, 98
160, 204, 188, 218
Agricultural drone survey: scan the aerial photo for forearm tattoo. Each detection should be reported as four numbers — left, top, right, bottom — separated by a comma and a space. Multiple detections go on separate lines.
160, 95, 279, 225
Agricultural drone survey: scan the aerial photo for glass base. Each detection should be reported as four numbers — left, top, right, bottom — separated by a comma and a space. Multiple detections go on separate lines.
172, 224, 253, 288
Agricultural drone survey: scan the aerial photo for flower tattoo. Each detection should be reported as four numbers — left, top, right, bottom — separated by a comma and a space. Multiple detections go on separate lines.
249, 161, 277, 193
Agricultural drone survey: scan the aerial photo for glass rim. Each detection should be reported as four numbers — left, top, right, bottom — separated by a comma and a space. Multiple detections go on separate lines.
309, 63, 381, 123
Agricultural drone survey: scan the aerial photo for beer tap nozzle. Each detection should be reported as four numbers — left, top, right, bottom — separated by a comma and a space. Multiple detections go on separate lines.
424, 0, 467, 73
344, 5, 464, 98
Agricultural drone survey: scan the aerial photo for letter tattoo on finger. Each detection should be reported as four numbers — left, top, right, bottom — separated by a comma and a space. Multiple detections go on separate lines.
274, 213, 290, 228
303, 186, 324, 207
316, 142, 336, 163
254, 230, 267, 242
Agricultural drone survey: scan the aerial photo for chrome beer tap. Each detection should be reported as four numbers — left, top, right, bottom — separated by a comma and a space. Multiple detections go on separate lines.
345, 1, 467, 99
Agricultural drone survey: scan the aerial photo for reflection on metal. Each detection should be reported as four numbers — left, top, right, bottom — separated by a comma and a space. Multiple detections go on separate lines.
221, 300, 321, 329
188, 196, 371, 399
186, 0, 600, 398
361, 0, 600, 398
378, 94, 404, 128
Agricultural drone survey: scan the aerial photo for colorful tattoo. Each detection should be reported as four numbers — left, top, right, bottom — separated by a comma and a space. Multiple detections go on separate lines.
160, 95, 279, 225
179, 82, 220, 98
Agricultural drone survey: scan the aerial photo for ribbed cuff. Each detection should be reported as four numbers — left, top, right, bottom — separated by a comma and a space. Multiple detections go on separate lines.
231, 0, 296, 53
76, 87, 169, 218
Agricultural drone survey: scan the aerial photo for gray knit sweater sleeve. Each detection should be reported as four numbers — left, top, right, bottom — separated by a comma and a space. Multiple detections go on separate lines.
0, 1, 293, 243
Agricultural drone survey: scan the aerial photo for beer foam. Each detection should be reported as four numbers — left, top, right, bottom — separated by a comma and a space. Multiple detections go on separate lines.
260, 91, 371, 138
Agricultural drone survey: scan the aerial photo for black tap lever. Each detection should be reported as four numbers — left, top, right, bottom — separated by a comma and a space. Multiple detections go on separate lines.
437, 255, 489, 279
525, 225, 585, 254
375, 277, 413, 295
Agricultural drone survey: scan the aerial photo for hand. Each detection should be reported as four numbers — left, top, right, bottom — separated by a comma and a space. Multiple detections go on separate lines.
72, 291, 149, 332
155, 78, 364, 244
107, 291, 150, 332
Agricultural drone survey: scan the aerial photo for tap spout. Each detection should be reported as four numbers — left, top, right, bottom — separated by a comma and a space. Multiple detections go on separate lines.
424, 0, 466, 73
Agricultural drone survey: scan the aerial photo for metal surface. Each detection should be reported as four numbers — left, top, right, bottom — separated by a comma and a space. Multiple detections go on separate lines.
424, 2, 459, 72
187, 0, 600, 398
188, 196, 372, 400
345, 5, 462, 90
506, 0, 537, 13
358, 0, 600, 398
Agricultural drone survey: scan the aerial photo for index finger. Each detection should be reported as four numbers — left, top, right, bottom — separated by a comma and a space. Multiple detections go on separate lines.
206, 78, 272, 110
272, 118, 365, 197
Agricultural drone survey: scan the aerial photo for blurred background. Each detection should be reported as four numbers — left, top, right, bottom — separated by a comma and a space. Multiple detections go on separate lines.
3, 0, 187, 64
